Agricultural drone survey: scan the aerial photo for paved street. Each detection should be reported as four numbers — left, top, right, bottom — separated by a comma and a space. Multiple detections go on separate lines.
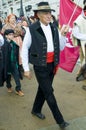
0, 64, 86, 130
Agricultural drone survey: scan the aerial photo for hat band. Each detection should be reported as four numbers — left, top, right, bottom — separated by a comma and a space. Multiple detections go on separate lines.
38, 5, 51, 10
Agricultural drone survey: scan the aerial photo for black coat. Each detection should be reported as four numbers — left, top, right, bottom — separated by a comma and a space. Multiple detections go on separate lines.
0, 41, 10, 87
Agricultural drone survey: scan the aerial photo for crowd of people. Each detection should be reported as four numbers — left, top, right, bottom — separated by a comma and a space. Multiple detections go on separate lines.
0, 13, 38, 96
0, 0, 86, 129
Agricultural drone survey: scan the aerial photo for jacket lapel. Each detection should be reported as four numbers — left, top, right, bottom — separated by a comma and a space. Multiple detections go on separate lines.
35, 21, 56, 42
35, 21, 45, 38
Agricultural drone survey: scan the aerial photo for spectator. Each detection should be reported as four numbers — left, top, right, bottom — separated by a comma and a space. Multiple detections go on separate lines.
3, 29, 24, 96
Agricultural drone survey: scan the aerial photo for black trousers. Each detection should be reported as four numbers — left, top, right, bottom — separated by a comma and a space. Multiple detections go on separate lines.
6, 62, 21, 91
32, 62, 64, 124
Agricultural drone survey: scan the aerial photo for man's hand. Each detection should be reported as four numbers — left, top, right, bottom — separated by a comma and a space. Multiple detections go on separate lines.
24, 71, 32, 79
60, 24, 69, 36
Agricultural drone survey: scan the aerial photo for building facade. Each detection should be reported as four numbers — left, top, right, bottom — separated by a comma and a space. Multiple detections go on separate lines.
0, 0, 59, 18
0, 0, 84, 19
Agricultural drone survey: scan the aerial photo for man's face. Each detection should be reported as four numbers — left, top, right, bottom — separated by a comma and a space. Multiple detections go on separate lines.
37, 11, 52, 25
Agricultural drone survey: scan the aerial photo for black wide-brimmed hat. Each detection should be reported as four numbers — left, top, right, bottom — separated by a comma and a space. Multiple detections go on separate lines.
33, 2, 55, 12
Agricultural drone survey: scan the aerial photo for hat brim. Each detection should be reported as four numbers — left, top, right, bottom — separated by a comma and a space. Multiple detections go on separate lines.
33, 9, 55, 12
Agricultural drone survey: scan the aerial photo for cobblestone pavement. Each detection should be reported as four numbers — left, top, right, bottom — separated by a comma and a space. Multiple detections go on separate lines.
0, 64, 86, 130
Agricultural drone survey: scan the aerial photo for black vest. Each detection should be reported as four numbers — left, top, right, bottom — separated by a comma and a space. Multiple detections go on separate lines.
29, 21, 60, 67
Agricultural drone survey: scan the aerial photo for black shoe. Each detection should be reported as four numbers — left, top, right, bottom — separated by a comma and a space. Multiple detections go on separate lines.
31, 111, 45, 120
59, 121, 69, 129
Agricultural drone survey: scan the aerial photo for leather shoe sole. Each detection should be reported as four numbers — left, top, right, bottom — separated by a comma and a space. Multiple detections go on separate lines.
15, 91, 24, 96
59, 121, 69, 129
8, 88, 13, 93
31, 111, 45, 120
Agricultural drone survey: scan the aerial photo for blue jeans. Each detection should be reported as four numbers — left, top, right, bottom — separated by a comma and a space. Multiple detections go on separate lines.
6, 62, 21, 91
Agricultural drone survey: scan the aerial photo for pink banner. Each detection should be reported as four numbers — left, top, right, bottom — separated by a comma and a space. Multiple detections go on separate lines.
59, 46, 80, 72
59, 0, 82, 72
59, 0, 82, 27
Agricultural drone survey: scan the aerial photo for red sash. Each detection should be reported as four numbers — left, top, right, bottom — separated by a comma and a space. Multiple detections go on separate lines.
46, 52, 59, 74
46, 52, 54, 63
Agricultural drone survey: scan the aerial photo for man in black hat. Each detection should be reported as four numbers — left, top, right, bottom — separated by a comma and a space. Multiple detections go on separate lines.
22, 1, 69, 128
72, 0, 86, 90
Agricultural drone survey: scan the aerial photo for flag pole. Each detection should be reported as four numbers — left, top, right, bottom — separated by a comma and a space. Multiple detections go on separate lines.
68, 0, 81, 26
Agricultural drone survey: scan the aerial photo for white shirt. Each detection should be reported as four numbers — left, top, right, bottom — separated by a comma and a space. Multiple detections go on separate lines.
72, 26, 86, 41
41, 22, 54, 52
22, 25, 66, 71
72, 11, 86, 41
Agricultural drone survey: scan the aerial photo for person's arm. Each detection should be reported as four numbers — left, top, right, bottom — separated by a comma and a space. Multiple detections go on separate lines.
59, 25, 69, 50
72, 25, 86, 41
21, 26, 32, 79
59, 32, 67, 50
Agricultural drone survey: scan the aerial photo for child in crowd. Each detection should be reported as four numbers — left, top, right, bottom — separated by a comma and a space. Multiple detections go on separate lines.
3, 29, 24, 96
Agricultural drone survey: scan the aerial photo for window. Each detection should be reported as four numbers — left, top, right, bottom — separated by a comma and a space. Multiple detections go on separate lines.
8, 0, 13, 4
2, 0, 7, 5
